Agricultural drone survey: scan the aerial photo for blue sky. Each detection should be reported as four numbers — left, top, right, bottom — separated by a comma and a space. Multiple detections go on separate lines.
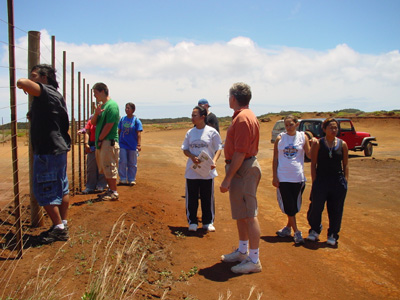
0, 0, 399, 121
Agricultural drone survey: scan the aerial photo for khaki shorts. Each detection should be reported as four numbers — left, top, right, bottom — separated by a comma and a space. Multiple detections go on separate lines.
96, 140, 120, 179
227, 157, 261, 220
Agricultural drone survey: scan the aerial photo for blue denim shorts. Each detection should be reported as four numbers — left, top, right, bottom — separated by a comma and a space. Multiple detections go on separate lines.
33, 153, 69, 206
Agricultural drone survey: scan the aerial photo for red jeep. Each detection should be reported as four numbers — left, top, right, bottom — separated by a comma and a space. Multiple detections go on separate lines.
298, 118, 378, 156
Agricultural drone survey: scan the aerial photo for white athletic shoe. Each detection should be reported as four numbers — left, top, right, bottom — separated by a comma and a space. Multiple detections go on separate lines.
306, 230, 320, 242
294, 231, 304, 244
202, 224, 215, 232
326, 234, 337, 246
221, 249, 248, 263
276, 226, 292, 237
188, 224, 198, 232
231, 257, 262, 274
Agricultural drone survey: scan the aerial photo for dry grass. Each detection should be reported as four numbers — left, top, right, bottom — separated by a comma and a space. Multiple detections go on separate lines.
81, 216, 150, 300
1, 216, 154, 300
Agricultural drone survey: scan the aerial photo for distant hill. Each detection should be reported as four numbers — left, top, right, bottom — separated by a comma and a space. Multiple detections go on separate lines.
0, 109, 399, 129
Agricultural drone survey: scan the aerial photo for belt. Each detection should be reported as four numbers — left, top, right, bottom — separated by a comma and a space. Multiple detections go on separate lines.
225, 156, 255, 164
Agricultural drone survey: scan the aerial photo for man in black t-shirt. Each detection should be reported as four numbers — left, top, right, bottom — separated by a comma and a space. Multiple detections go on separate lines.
198, 99, 219, 133
17, 64, 71, 244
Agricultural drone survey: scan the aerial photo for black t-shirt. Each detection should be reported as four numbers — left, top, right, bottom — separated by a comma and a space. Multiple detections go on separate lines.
206, 112, 219, 133
316, 137, 344, 177
30, 83, 71, 155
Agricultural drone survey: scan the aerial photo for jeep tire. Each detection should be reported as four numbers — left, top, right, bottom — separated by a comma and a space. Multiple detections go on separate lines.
364, 142, 373, 157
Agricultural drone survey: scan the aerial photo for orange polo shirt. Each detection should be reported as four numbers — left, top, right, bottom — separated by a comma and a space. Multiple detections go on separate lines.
224, 108, 260, 161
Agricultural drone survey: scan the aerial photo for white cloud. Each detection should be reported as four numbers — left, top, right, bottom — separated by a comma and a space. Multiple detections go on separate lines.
0, 30, 399, 122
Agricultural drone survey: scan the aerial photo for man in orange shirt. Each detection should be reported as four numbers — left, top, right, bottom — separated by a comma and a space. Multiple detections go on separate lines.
220, 82, 262, 274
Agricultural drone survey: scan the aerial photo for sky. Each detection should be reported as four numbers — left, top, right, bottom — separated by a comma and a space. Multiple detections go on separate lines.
0, 0, 399, 122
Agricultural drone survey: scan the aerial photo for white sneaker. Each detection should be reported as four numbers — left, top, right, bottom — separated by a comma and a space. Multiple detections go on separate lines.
221, 249, 248, 263
202, 224, 215, 232
231, 257, 262, 274
102, 191, 119, 201
326, 234, 337, 246
82, 188, 95, 194
294, 231, 304, 244
276, 226, 292, 237
306, 230, 320, 242
188, 224, 198, 232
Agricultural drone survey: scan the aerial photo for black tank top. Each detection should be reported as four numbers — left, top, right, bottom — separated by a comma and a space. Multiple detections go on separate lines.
316, 137, 344, 177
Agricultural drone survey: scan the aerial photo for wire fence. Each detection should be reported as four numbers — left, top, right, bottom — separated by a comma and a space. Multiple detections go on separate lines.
0, 3, 91, 265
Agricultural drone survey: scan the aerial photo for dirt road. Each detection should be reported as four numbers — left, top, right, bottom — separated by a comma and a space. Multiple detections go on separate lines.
1, 116, 399, 299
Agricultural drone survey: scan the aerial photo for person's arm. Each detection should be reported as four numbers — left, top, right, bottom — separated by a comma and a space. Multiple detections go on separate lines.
310, 140, 320, 183
98, 123, 114, 141
220, 151, 246, 193
137, 131, 142, 152
304, 135, 318, 159
183, 149, 200, 164
17, 78, 41, 96
84, 132, 91, 153
272, 136, 281, 187
211, 149, 222, 169
342, 141, 349, 182
97, 123, 114, 148
304, 135, 311, 159
91, 102, 104, 126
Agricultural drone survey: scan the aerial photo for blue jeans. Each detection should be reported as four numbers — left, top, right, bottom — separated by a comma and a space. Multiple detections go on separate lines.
86, 151, 107, 190
118, 148, 138, 182
33, 153, 69, 206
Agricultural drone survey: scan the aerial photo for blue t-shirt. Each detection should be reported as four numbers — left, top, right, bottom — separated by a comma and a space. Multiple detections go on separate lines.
118, 115, 143, 150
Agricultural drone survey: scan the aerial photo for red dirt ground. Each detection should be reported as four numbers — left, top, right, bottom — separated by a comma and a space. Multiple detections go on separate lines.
1, 115, 399, 299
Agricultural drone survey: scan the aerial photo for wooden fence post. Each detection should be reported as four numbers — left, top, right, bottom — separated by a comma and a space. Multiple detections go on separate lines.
8, 0, 23, 257
28, 31, 44, 228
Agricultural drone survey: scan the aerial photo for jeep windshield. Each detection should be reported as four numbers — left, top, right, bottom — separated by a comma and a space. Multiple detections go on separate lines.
299, 120, 324, 138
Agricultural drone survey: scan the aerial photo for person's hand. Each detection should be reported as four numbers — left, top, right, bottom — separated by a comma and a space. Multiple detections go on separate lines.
84, 144, 91, 153
210, 163, 216, 170
272, 177, 279, 188
310, 137, 318, 145
16, 80, 27, 94
137, 145, 142, 152
97, 140, 103, 149
220, 178, 230, 193
191, 156, 200, 164
95, 102, 104, 116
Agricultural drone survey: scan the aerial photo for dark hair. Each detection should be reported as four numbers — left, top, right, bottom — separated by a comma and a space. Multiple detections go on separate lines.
193, 105, 207, 117
126, 102, 136, 113
31, 64, 58, 89
284, 114, 299, 123
92, 82, 109, 96
229, 82, 252, 106
322, 117, 338, 129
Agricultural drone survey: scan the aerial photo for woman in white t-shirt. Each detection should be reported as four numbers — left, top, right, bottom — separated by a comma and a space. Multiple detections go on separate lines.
182, 106, 222, 233
272, 115, 312, 244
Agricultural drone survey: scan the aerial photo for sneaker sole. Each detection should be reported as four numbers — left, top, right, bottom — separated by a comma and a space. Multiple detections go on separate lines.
231, 265, 262, 274
306, 237, 319, 242
276, 233, 291, 237
41, 237, 69, 244
103, 197, 119, 201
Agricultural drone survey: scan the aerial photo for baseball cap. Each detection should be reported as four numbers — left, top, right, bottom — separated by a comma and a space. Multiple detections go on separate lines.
198, 98, 211, 107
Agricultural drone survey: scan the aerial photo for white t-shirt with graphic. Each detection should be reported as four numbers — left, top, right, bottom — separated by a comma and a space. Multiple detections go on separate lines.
182, 125, 222, 179
277, 131, 306, 182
